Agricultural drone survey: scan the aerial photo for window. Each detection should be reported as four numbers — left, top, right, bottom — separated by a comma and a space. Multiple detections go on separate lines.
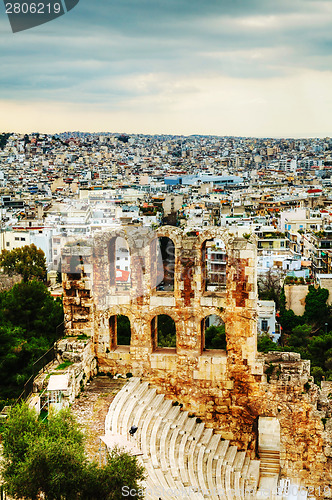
21, 237, 25, 241
280, 241, 284, 247
15, 237, 19, 241
261, 320, 268, 331
151, 314, 176, 350
116, 265, 120, 269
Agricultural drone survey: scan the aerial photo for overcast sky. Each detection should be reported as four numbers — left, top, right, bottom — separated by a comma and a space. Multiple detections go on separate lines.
1, 0, 332, 137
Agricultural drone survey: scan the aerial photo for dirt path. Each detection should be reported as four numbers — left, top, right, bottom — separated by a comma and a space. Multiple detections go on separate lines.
70, 376, 126, 461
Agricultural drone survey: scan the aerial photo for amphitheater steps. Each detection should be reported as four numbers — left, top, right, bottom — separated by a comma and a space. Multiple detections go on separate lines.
104, 377, 262, 500
113, 379, 146, 435
205, 433, 222, 500
159, 406, 181, 473
169, 410, 190, 479
120, 381, 150, 435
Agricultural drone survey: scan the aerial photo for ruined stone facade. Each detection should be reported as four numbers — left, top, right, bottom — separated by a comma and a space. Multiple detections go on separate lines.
62, 227, 332, 494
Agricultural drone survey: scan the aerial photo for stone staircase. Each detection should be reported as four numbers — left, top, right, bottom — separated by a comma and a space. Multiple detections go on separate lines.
104, 377, 261, 500
258, 447, 280, 477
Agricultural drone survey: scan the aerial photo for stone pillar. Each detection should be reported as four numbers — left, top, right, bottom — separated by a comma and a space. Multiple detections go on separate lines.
225, 238, 257, 368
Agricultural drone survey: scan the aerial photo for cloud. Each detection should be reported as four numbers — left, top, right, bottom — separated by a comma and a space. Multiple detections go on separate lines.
0, 0, 332, 135
2, 68, 332, 138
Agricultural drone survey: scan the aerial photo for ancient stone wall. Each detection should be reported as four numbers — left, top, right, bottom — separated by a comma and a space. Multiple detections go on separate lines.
62, 227, 332, 494
33, 338, 97, 405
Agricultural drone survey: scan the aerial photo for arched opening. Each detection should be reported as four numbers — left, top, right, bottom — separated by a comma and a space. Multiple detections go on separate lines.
151, 314, 176, 350
109, 314, 131, 350
108, 236, 131, 290
156, 237, 175, 291
117, 315, 131, 346
201, 314, 226, 350
202, 238, 227, 292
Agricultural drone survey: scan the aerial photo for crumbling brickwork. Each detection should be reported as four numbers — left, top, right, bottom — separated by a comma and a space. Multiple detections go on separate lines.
62, 227, 332, 494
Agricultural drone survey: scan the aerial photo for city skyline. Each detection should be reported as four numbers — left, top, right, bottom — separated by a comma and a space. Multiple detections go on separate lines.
1, 0, 332, 137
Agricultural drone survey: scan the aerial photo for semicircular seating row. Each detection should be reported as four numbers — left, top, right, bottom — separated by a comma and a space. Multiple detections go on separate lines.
104, 377, 261, 500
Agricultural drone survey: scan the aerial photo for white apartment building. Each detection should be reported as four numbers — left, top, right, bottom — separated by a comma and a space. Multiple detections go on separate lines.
257, 300, 279, 342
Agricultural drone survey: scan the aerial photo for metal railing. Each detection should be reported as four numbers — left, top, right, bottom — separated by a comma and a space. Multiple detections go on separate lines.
9, 322, 64, 408
32, 346, 56, 378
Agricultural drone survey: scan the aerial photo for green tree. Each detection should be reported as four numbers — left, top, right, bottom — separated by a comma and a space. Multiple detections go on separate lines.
2, 405, 145, 500
0, 281, 63, 403
205, 324, 226, 349
157, 314, 176, 347
257, 334, 281, 353
0, 244, 46, 282
2, 403, 41, 469
304, 285, 329, 326
0, 280, 63, 340
117, 315, 131, 345
279, 308, 303, 334
307, 333, 332, 368
311, 366, 325, 383
82, 448, 146, 499
288, 324, 312, 349
261, 285, 332, 383
0, 324, 50, 400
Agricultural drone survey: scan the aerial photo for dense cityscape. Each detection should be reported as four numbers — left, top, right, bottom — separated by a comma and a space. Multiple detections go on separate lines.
2, 131, 332, 331
3, 130, 332, 498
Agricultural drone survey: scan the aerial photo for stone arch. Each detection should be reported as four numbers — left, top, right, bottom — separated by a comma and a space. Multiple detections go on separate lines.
109, 314, 132, 350
156, 236, 175, 291
201, 313, 226, 351
146, 307, 179, 325
106, 306, 134, 351
154, 225, 183, 244
96, 227, 155, 299
151, 226, 182, 292
192, 226, 232, 251
107, 232, 131, 288
148, 307, 179, 352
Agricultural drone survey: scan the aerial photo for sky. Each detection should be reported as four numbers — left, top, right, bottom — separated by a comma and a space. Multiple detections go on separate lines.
1, 0, 332, 137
